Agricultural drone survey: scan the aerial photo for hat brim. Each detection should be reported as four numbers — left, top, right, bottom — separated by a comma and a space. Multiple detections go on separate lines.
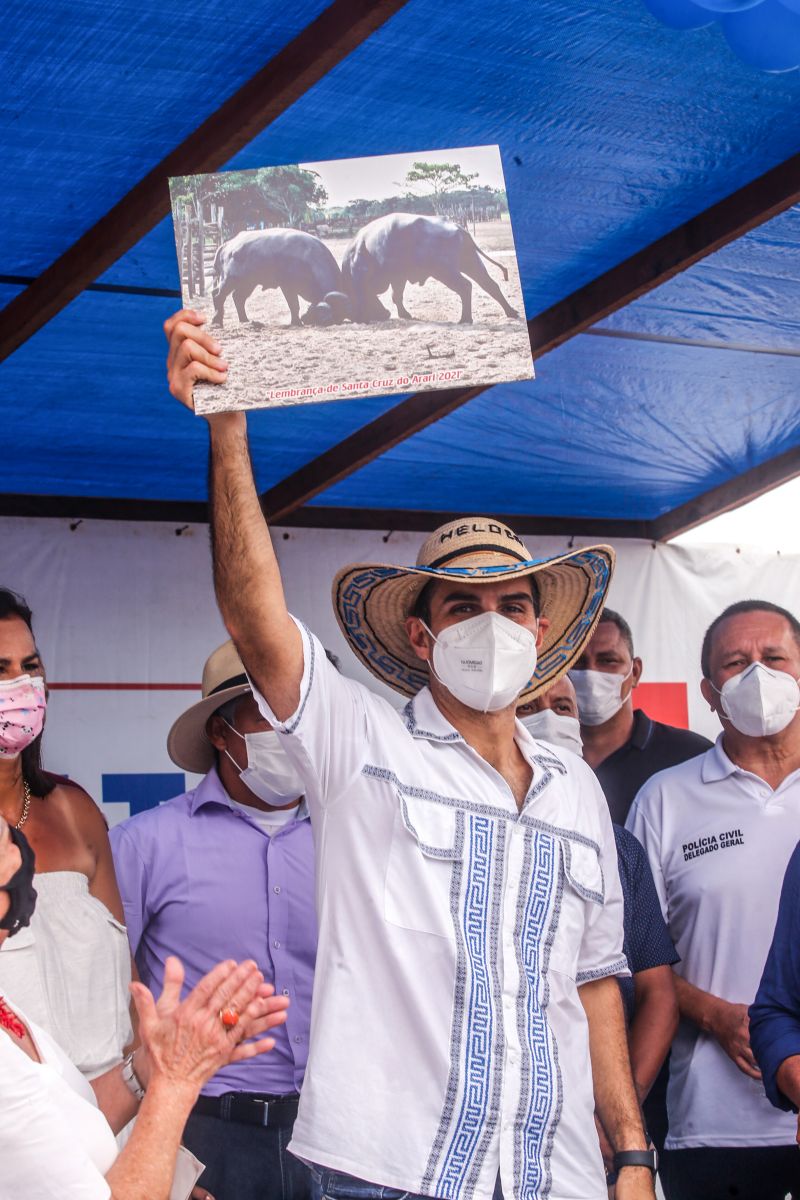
332, 546, 615, 703
167, 682, 251, 774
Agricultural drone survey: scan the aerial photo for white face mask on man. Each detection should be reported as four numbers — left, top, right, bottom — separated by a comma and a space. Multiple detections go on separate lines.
519, 709, 583, 757
713, 661, 800, 738
224, 725, 304, 807
423, 611, 539, 714
569, 665, 633, 726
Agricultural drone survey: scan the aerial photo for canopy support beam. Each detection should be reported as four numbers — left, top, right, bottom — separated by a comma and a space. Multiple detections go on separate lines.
0, 0, 411, 362
260, 150, 800, 523
650, 445, 800, 541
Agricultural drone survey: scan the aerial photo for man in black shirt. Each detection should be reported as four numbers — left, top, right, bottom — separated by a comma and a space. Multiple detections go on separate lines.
569, 607, 712, 1164
570, 609, 712, 825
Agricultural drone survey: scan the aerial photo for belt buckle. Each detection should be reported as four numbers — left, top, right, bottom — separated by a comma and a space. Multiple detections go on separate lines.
254, 1097, 271, 1127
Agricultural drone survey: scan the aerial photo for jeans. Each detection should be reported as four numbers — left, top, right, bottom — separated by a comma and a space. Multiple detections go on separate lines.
183, 1111, 312, 1200
660, 1144, 800, 1200
309, 1165, 504, 1200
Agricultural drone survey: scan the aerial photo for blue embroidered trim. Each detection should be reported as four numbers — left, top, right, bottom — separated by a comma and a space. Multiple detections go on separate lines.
561, 839, 605, 906
362, 765, 602, 856
281, 619, 316, 736
421, 813, 468, 1193
464, 820, 507, 1198
402, 697, 462, 743
576, 956, 629, 984
398, 792, 463, 860
514, 830, 561, 1200
435, 815, 496, 1197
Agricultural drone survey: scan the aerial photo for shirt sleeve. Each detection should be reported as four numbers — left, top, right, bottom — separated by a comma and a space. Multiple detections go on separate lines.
750, 841, 800, 1112
249, 616, 381, 808
576, 771, 629, 984
108, 823, 148, 957
0, 1037, 112, 1200
615, 826, 679, 975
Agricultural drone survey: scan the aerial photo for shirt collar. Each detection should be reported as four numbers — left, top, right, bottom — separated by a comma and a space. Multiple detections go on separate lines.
629, 708, 654, 750
701, 734, 740, 783
188, 766, 309, 821
401, 687, 560, 769
403, 688, 464, 742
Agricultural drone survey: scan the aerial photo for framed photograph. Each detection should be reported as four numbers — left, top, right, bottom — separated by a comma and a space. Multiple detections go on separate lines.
169, 145, 533, 414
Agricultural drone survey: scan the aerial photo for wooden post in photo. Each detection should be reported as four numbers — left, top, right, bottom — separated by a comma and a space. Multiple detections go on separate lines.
185, 213, 195, 298
197, 204, 206, 296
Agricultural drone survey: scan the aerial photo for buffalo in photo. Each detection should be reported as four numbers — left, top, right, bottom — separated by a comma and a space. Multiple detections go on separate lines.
340, 213, 521, 324
210, 229, 346, 328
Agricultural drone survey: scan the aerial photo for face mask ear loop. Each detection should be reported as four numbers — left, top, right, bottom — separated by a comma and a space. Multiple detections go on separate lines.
419, 620, 447, 691
220, 720, 247, 777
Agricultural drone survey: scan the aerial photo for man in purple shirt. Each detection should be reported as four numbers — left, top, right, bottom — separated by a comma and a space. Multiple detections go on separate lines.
111, 639, 318, 1200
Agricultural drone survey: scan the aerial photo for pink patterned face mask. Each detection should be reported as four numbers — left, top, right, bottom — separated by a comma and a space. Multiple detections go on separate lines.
0, 675, 47, 758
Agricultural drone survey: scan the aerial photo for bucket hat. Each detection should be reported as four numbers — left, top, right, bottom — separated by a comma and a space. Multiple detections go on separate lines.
167, 640, 250, 773
332, 517, 614, 703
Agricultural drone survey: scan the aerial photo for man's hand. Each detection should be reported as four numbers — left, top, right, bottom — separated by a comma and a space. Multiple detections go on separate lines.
164, 309, 229, 411
709, 998, 762, 1079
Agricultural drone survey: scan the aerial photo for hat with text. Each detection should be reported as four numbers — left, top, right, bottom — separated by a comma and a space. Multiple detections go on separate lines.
167, 640, 251, 774
332, 517, 615, 703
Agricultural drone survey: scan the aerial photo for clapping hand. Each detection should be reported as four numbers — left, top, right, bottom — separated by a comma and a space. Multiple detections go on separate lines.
131, 956, 289, 1095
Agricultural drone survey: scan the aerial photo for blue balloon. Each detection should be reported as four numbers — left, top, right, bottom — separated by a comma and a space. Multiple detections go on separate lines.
693, 0, 763, 9
641, 0, 714, 29
722, 0, 800, 68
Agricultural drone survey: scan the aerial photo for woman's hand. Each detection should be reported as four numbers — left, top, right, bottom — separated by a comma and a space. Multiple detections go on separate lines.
130, 956, 289, 1097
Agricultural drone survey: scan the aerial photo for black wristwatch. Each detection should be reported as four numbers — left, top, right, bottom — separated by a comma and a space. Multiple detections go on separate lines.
613, 1149, 658, 1175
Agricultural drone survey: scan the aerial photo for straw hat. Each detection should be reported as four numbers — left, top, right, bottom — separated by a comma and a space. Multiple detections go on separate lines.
167, 640, 251, 774
332, 517, 615, 703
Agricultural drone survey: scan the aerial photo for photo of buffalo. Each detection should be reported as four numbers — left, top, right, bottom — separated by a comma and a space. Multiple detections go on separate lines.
171, 152, 532, 414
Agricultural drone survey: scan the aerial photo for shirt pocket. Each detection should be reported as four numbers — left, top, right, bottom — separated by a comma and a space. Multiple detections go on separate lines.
548, 835, 605, 980
384, 792, 463, 939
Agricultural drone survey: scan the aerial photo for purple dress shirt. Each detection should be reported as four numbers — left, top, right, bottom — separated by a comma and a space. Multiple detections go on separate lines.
110, 768, 317, 1096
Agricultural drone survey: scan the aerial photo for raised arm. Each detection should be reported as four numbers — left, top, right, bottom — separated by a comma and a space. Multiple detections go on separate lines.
165, 309, 302, 719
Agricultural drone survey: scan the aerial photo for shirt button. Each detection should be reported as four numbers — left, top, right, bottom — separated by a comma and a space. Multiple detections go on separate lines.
282, 989, 290, 996
273, 885, 281, 894
294, 1035, 302, 1044
273, 940, 281, 948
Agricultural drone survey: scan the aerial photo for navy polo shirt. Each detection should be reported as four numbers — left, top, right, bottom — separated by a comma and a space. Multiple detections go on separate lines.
595, 709, 713, 825
614, 824, 679, 1022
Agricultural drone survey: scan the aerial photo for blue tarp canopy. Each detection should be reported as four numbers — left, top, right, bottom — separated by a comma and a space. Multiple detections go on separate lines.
2, 0, 800, 538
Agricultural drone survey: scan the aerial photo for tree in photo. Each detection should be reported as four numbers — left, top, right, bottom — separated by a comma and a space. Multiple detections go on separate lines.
400, 161, 480, 214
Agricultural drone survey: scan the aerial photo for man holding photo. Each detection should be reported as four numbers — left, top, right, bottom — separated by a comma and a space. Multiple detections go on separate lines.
164, 308, 655, 1200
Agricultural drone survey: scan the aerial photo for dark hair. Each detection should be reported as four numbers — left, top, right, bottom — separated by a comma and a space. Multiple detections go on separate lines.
597, 608, 635, 657
0, 588, 55, 798
701, 599, 800, 679
411, 574, 541, 626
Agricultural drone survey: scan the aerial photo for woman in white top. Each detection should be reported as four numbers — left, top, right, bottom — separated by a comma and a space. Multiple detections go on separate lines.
0, 587, 132, 1077
0, 815, 290, 1200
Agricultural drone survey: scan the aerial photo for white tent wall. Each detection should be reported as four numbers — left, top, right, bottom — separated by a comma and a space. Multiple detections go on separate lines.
3, 516, 799, 825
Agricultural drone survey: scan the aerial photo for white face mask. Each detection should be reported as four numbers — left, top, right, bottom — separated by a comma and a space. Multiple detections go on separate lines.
423, 611, 538, 714
713, 662, 800, 738
569, 665, 633, 726
519, 709, 583, 757
224, 725, 304, 807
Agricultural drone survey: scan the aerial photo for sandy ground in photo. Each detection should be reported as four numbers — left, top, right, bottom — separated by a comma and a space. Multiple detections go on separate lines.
189, 219, 532, 414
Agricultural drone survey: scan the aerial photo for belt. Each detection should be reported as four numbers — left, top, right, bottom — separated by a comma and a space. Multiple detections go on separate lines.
193, 1091, 300, 1129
